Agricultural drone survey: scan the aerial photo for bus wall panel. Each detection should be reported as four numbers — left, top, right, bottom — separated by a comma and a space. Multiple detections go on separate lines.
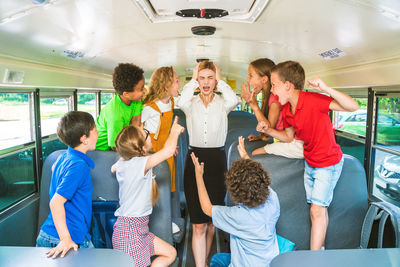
0, 198, 39, 246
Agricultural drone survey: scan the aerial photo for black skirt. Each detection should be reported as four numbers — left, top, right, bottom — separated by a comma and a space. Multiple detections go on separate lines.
184, 146, 227, 224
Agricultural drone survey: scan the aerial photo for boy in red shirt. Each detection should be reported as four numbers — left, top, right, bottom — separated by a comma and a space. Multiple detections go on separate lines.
257, 61, 358, 250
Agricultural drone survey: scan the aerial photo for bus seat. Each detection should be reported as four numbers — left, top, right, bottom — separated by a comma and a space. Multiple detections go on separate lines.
174, 109, 189, 215
37, 150, 65, 230
227, 111, 258, 131
227, 140, 368, 250
38, 149, 181, 248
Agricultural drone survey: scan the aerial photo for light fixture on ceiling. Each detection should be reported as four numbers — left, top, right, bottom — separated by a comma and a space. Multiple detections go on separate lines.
31, 0, 50, 4
196, 58, 209, 63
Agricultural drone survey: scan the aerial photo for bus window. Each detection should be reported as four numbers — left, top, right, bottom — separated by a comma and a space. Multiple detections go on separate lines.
335, 98, 368, 137
0, 92, 36, 211
333, 97, 367, 164
40, 97, 69, 137
372, 95, 400, 206
77, 93, 96, 118
0, 148, 35, 211
101, 93, 113, 110
373, 150, 400, 206
0, 93, 32, 150
376, 97, 400, 150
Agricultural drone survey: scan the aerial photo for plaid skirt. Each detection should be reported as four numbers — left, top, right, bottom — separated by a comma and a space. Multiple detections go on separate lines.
112, 216, 155, 267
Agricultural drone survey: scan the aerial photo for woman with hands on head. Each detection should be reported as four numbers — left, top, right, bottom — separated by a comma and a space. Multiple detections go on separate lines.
176, 61, 240, 267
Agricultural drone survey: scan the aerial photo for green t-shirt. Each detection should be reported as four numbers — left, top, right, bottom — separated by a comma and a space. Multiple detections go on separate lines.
95, 95, 143, 150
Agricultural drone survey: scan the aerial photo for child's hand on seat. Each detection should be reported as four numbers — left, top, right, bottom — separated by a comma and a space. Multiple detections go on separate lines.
46, 237, 78, 259
238, 136, 250, 159
190, 152, 204, 178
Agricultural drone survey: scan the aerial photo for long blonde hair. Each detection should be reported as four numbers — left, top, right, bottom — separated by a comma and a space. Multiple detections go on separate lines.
115, 125, 159, 206
143, 66, 174, 104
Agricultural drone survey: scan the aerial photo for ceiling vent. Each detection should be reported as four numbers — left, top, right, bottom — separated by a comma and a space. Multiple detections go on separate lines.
177, 9, 228, 19
191, 26, 215, 36
134, 0, 271, 23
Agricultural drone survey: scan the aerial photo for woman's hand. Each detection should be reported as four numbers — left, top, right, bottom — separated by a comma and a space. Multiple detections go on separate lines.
213, 62, 222, 81
192, 63, 200, 80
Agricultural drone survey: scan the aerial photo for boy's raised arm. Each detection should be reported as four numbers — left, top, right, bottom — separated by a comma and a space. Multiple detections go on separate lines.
48, 193, 78, 258
191, 152, 212, 217
307, 76, 358, 112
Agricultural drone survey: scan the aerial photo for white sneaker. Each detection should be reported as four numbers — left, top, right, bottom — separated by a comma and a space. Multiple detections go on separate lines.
321, 246, 325, 250
172, 222, 180, 234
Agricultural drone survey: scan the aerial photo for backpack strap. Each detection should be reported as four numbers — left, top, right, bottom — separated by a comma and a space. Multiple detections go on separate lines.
360, 201, 400, 248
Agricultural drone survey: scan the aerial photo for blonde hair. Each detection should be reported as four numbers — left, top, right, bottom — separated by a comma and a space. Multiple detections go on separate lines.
198, 60, 216, 73
115, 125, 159, 206
143, 66, 174, 104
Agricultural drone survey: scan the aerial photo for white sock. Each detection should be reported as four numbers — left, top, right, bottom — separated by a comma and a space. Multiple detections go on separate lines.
321, 246, 325, 250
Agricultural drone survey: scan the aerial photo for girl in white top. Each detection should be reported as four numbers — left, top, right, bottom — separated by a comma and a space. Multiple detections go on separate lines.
111, 117, 184, 267
176, 61, 240, 267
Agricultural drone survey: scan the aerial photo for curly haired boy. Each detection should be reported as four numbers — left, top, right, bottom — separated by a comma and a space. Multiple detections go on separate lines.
191, 136, 280, 267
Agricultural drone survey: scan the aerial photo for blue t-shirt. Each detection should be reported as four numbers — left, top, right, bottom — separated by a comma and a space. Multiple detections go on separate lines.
212, 188, 280, 267
41, 147, 95, 244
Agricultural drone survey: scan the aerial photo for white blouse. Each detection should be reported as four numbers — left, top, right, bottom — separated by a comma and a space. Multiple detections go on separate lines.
176, 79, 240, 148
141, 100, 172, 133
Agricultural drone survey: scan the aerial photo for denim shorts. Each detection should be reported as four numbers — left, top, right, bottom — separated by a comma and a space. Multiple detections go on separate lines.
36, 230, 94, 248
304, 156, 344, 207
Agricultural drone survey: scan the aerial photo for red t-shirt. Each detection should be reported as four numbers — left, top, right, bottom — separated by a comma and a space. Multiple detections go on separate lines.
282, 91, 342, 167
268, 93, 284, 131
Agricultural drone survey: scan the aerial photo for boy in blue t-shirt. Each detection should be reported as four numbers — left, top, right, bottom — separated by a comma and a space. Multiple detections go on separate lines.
190, 136, 280, 267
36, 111, 98, 258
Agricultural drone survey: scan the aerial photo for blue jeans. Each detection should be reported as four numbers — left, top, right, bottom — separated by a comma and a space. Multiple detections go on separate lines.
210, 253, 231, 267
36, 230, 94, 248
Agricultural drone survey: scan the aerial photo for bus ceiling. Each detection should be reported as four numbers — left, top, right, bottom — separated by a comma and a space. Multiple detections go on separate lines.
0, 0, 399, 88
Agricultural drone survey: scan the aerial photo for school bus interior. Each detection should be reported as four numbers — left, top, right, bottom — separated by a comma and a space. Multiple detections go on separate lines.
0, 0, 400, 266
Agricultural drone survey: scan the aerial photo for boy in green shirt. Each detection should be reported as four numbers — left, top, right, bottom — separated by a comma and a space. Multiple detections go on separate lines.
96, 63, 146, 151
